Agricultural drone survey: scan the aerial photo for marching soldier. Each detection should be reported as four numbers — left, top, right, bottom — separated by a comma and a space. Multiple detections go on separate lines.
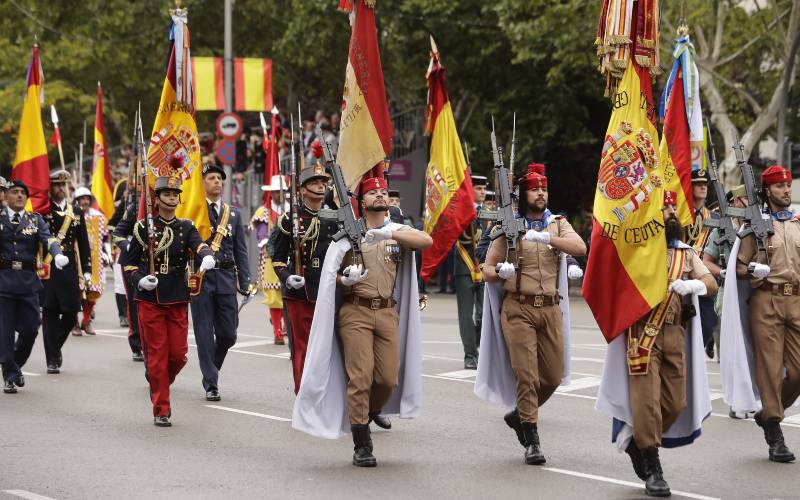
113, 181, 144, 361
686, 169, 717, 357
292, 172, 430, 467
598, 191, 717, 497
109, 178, 130, 327
74, 187, 110, 336
190, 164, 250, 402
455, 174, 487, 369
121, 175, 214, 426
1, 180, 67, 393
41, 169, 91, 374
271, 163, 338, 393
734, 165, 799, 463
479, 163, 586, 465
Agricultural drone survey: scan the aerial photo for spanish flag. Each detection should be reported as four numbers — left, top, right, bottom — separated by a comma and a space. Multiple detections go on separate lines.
11, 44, 50, 213
336, 0, 394, 189
90, 82, 114, 218
420, 37, 476, 282
146, 8, 209, 240
582, 60, 667, 342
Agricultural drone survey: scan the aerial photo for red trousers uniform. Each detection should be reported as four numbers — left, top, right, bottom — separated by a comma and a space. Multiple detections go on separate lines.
286, 298, 314, 394
137, 301, 189, 417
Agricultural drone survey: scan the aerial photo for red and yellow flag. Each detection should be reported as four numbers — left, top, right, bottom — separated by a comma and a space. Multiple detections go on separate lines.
336, 0, 394, 189
234, 58, 273, 112
90, 82, 114, 218
420, 37, 476, 282
582, 60, 667, 342
192, 56, 225, 111
11, 44, 50, 213
146, 8, 209, 239
658, 68, 694, 226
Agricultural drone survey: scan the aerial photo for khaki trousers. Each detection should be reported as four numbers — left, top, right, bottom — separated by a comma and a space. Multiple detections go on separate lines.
338, 302, 400, 425
748, 292, 800, 422
500, 297, 563, 424
628, 323, 686, 449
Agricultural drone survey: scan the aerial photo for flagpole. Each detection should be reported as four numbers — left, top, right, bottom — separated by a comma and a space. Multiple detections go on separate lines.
50, 105, 67, 172
79, 119, 86, 185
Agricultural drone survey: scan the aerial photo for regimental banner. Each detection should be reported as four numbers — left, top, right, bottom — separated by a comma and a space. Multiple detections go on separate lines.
91, 83, 114, 219
658, 67, 694, 227
11, 44, 50, 213
582, 60, 668, 342
147, 8, 209, 240
234, 58, 273, 112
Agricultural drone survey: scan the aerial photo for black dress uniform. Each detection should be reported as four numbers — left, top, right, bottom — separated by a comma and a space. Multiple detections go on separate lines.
41, 197, 91, 373
1, 193, 63, 392
190, 190, 250, 398
113, 191, 144, 359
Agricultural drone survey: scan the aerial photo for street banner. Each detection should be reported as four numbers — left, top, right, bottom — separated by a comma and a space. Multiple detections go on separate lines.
11, 44, 50, 213
420, 37, 476, 282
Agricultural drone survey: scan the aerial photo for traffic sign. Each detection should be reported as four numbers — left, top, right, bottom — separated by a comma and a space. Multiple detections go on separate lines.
216, 112, 243, 138
215, 138, 237, 165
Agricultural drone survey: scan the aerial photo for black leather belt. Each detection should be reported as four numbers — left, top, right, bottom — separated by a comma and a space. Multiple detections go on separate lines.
214, 260, 236, 270
0, 260, 35, 271
346, 295, 396, 310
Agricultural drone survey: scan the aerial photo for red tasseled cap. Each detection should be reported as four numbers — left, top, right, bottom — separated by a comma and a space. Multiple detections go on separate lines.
359, 167, 388, 196
523, 162, 547, 189
761, 165, 791, 186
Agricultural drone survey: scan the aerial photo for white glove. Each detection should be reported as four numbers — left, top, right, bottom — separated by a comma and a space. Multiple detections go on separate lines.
83, 272, 92, 283
749, 262, 770, 279
719, 269, 727, 280
138, 275, 158, 291
567, 264, 584, 280
101, 252, 112, 266
286, 275, 306, 289
257, 238, 269, 249
199, 255, 216, 272
669, 279, 707, 297
54, 254, 69, 270
341, 264, 369, 286
364, 226, 393, 245
522, 229, 551, 244
497, 262, 515, 280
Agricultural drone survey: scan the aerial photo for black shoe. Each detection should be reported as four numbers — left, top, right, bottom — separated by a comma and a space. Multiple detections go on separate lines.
369, 412, 391, 430
46, 364, 60, 374
132, 351, 144, 362
120, 316, 129, 328
705, 342, 715, 360
56, 355, 63, 368
3, 380, 17, 394
642, 448, 671, 497
154, 415, 172, 427
206, 389, 221, 402
464, 358, 478, 370
351, 424, 377, 467
15, 374, 25, 388
504, 408, 526, 447
521, 422, 546, 465
625, 439, 647, 480
757, 418, 796, 463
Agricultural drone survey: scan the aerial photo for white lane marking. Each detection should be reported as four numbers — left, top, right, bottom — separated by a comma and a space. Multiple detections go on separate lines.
205, 404, 291, 422
570, 356, 605, 364
783, 413, 800, 425
231, 340, 271, 349
556, 377, 601, 393
3, 490, 58, 500
421, 340, 463, 344
228, 349, 290, 360
437, 369, 477, 379
541, 467, 719, 500
21, 372, 40, 377
709, 391, 724, 401
422, 374, 473, 384
422, 354, 463, 362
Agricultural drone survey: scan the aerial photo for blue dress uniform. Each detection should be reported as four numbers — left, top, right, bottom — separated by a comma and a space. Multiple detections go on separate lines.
113, 191, 144, 359
190, 196, 250, 398
1, 193, 63, 393
41, 189, 91, 373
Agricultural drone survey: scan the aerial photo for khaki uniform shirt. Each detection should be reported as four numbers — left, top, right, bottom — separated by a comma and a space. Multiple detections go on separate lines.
737, 218, 800, 288
665, 247, 712, 316
343, 225, 411, 299
488, 217, 578, 297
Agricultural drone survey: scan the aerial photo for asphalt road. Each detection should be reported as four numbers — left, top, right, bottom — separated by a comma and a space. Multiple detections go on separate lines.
1, 287, 798, 500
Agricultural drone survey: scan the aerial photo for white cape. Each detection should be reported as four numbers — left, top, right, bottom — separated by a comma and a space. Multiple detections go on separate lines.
474, 253, 571, 409
595, 243, 711, 450
292, 223, 422, 439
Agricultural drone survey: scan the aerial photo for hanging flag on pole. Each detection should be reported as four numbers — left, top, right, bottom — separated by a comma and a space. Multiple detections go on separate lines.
146, 7, 208, 239
420, 36, 476, 282
658, 66, 694, 227
336, 0, 394, 189
91, 82, 114, 218
192, 56, 225, 111
11, 43, 50, 213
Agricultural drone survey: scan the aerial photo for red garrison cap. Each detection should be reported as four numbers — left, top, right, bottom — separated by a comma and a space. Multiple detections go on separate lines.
359, 172, 388, 196
523, 163, 547, 190
761, 165, 791, 186
663, 190, 678, 207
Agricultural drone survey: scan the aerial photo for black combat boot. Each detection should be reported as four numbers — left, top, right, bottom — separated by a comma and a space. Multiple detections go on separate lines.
624, 439, 647, 480
755, 412, 796, 462
641, 448, 670, 497
521, 422, 546, 465
369, 411, 392, 430
351, 424, 377, 467
504, 408, 525, 447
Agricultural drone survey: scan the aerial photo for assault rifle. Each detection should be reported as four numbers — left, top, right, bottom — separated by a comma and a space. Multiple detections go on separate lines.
479, 116, 526, 266
732, 131, 773, 265
316, 126, 365, 266
703, 120, 743, 268
289, 108, 302, 276
136, 103, 156, 276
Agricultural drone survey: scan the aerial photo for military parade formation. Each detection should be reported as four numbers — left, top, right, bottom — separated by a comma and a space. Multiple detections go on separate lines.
2, 1, 799, 498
